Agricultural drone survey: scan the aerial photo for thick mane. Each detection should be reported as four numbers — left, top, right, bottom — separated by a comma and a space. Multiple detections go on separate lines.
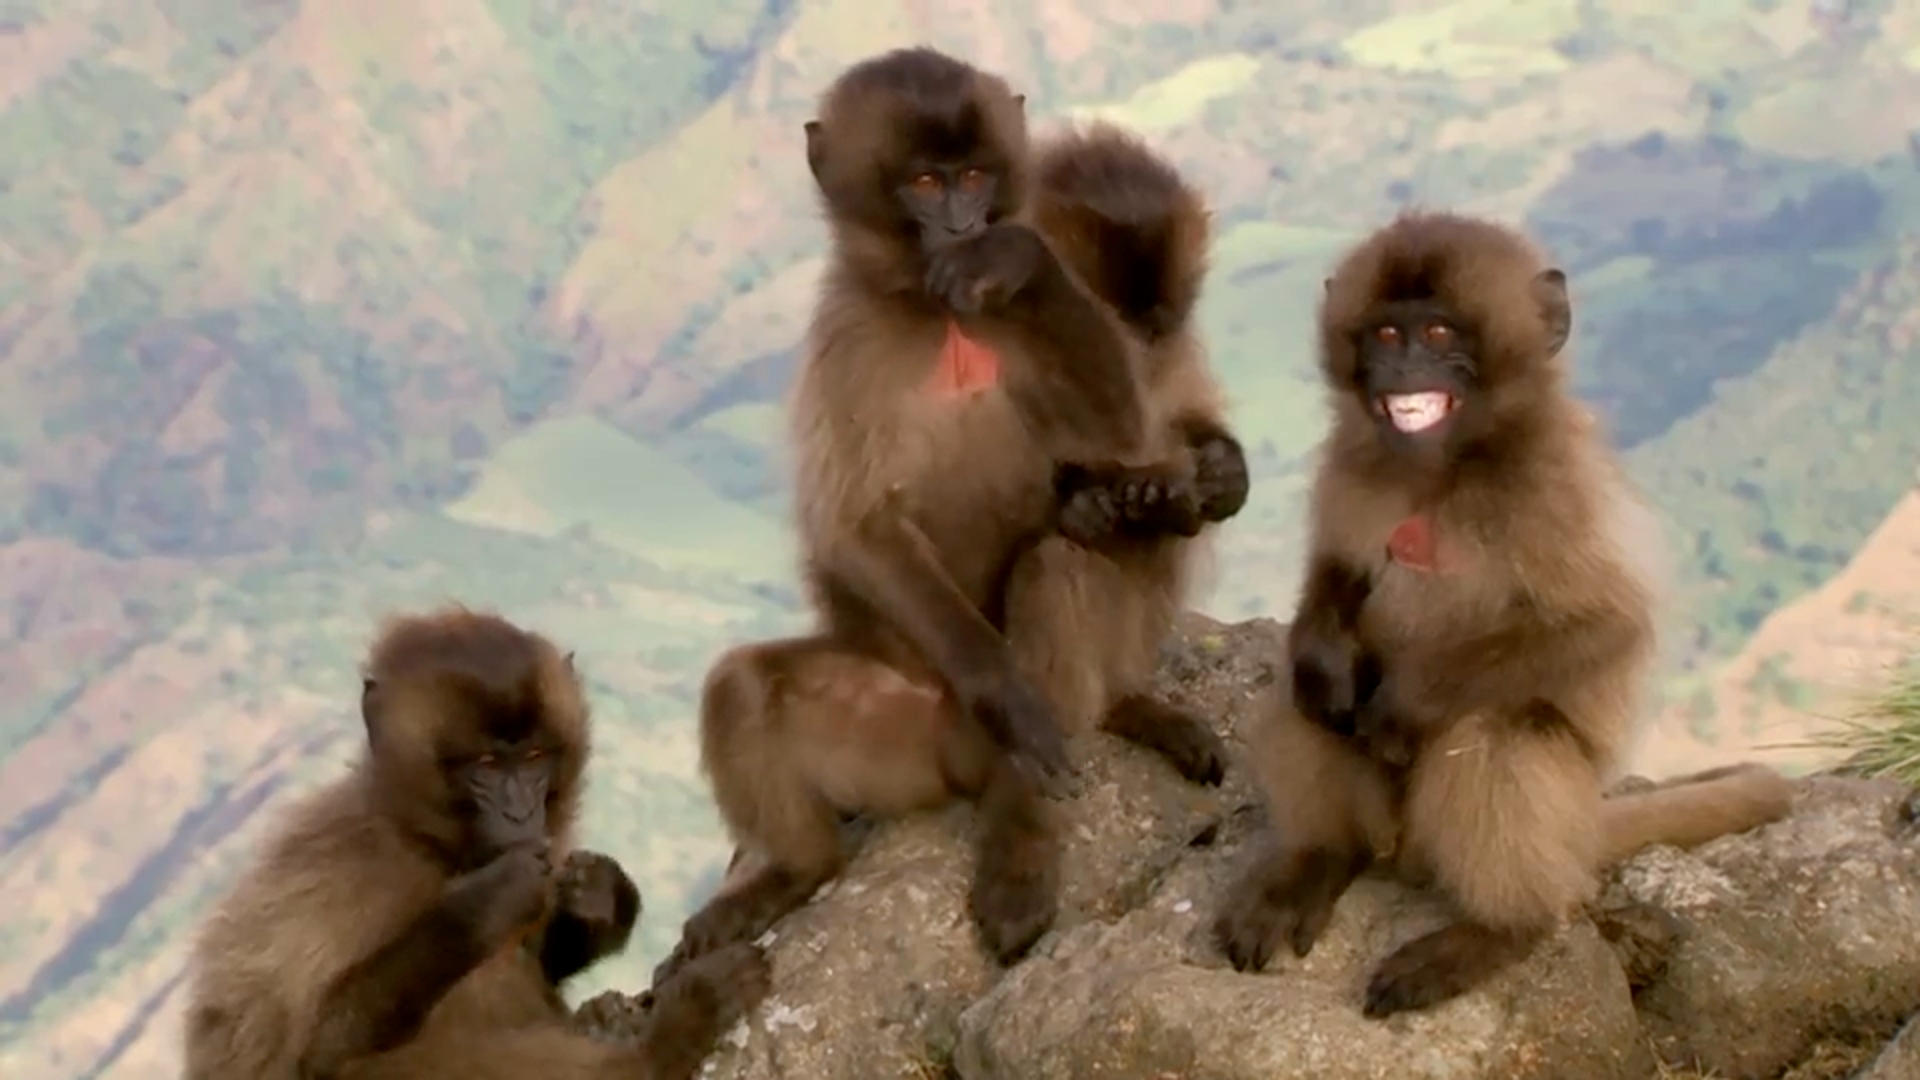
1318, 210, 1562, 393
1032, 122, 1210, 342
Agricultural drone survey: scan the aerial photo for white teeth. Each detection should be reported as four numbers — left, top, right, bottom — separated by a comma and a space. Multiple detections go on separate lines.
1383, 392, 1451, 434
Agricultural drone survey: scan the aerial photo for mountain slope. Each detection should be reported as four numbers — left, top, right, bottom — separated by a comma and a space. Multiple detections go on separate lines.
5, 2, 1920, 1076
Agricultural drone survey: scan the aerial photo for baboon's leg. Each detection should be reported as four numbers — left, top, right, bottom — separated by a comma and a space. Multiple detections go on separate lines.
1376, 705, 1602, 1018
655, 636, 994, 985
1213, 690, 1394, 970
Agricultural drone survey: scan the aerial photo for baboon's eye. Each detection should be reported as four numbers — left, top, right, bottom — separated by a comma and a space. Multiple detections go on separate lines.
1422, 322, 1454, 348
910, 172, 943, 195
1374, 325, 1402, 346
524, 748, 544, 762
474, 752, 497, 766
958, 167, 987, 191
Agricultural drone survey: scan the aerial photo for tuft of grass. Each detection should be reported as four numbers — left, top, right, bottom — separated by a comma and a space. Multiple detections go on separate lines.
1785, 652, 1920, 786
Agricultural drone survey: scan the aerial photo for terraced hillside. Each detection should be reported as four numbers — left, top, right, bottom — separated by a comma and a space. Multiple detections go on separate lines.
3, 1, 1919, 1076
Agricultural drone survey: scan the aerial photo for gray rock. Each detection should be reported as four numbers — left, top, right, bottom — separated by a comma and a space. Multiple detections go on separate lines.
1597, 775, 1920, 1079
572, 615, 1920, 1080
579, 615, 1277, 1080
954, 810, 1654, 1080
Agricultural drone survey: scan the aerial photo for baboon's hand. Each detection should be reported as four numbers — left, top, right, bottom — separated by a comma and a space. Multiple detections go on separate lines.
1191, 431, 1250, 522
1288, 622, 1363, 737
924, 223, 1053, 314
555, 849, 641, 952
1351, 676, 1425, 769
640, 943, 772, 1079
447, 843, 553, 948
958, 669, 1070, 781
1213, 847, 1355, 972
1054, 464, 1122, 545
1055, 461, 1203, 544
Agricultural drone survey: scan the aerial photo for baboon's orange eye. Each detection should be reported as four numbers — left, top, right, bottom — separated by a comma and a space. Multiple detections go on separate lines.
1422, 322, 1454, 347
475, 753, 497, 766
524, 748, 544, 762
958, 167, 987, 190
910, 172, 943, 195
1374, 325, 1402, 346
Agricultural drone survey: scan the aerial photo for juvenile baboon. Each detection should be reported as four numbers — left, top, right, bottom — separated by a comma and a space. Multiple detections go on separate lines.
183, 607, 769, 1079
1210, 211, 1795, 1018
657, 47, 1204, 983
997, 120, 1253, 784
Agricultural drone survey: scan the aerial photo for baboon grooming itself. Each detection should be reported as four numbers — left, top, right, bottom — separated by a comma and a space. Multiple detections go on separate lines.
183, 607, 769, 1079
660, 47, 1207, 981
1210, 212, 1795, 1019
999, 120, 1252, 784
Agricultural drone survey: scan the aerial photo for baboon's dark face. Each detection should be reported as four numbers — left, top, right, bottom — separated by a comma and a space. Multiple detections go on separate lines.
1351, 297, 1480, 457
809, 114, 1016, 251
434, 682, 572, 860
894, 152, 1003, 249
804, 49, 1022, 253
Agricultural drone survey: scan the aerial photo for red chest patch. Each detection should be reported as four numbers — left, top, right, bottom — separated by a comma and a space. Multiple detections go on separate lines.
926, 319, 1002, 398
1387, 514, 1440, 573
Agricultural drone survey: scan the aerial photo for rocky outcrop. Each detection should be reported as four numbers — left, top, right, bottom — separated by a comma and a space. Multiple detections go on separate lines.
576, 615, 1920, 1080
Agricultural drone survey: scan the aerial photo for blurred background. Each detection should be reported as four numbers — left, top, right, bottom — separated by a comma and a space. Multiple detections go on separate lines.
2, 1, 1917, 1075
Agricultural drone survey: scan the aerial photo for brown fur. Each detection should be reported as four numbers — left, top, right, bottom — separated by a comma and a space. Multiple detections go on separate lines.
1213, 212, 1795, 1018
658, 49, 1191, 983
998, 121, 1244, 778
183, 607, 767, 1080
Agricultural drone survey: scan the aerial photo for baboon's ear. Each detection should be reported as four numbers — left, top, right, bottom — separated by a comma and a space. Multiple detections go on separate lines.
360, 678, 381, 738
1532, 268, 1571, 357
804, 120, 827, 182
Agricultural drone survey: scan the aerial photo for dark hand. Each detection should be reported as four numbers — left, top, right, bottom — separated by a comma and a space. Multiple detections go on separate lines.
925, 223, 1055, 315
1191, 431, 1250, 522
957, 668, 1070, 781
540, 849, 641, 982
447, 843, 554, 949
555, 850, 641, 942
639, 943, 773, 1080
1351, 675, 1423, 769
1054, 461, 1204, 546
1287, 619, 1366, 739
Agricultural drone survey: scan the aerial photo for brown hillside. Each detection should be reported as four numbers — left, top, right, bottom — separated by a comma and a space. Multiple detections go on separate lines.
1636, 476, 1920, 779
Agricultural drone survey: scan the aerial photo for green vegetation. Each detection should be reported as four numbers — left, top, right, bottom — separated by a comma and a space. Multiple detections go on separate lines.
5, 1, 1920, 1072
1793, 648, 1920, 787
445, 414, 794, 582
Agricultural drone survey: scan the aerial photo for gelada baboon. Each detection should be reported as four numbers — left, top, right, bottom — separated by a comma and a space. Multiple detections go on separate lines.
1002, 120, 1254, 783
183, 607, 769, 1079
656, 47, 1212, 982
1211, 211, 1794, 1018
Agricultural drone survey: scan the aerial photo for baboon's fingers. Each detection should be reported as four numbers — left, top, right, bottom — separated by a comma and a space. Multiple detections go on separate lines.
633, 943, 773, 1080
969, 758, 1061, 964
1212, 845, 1364, 971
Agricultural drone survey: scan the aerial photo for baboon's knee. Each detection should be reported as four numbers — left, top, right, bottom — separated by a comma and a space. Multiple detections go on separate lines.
1406, 715, 1601, 931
